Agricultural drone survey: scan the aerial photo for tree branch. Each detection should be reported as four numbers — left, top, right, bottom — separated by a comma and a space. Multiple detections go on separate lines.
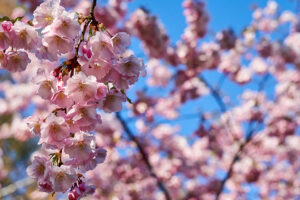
74, 0, 98, 58
215, 74, 269, 200
215, 123, 260, 200
199, 74, 227, 112
116, 112, 172, 200
90, 0, 97, 19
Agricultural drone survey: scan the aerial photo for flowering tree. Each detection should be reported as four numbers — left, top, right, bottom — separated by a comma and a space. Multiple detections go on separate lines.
0, 0, 299, 199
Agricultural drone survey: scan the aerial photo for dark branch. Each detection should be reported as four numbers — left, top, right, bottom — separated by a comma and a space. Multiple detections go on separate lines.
215, 74, 269, 200
199, 75, 227, 112
90, 0, 97, 19
215, 122, 261, 200
116, 112, 172, 200
74, 0, 98, 58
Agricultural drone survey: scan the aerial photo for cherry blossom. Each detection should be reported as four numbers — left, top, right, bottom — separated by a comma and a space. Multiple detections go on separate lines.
0, 1, 299, 200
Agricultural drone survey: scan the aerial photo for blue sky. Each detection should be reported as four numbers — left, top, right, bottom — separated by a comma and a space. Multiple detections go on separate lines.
128, 0, 297, 42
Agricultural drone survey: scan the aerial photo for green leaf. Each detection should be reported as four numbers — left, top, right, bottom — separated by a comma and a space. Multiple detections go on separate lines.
0, 16, 11, 22
126, 97, 133, 104
89, 27, 93, 36
99, 23, 106, 32
52, 156, 59, 166
12, 16, 23, 24
0, 16, 23, 24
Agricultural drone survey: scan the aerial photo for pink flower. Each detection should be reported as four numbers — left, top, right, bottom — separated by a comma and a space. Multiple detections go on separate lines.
257, 18, 278, 32
232, 67, 252, 84
38, 177, 54, 193
1, 21, 13, 32
99, 90, 126, 113
81, 44, 92, 58
0, 29, 10, 50
68, 181, 96, 200
68, 188, 81, 200
4, 50, 31, 72
37, 79, 56, 100
152, 124, 178, 139
72, 147, 106, 172
182, 0, 209, 43
66, 104, 101, 131
43, 32, 74, 55
106, 69, 134, 90
285, 33, 300, 55
155, 95, 181, 119
48, 13, 81, 39
115, 55, 143, 77
26, 156, 51, 181
126, 8, 169, 58
36, 45, 58, 61
64, 132, 95, 163
25, 116, 43, 136
33, 0, 64, 29
11, 21, 40, 50
106, 55, 145, 89
40, 114, 70, 148
63, 132, 106, 172
74, 0, 91, 16
264, 0, 278, 15
111, 32, 131, 54
219, 50, 240, 74
147, 59, 172, 87
249, 57, 268, 74
0, 51, 6, 67
66, 72, 98, 104
51, 89, 73, 108
94, 148, 107, 164
81, 59, 111, 81
90, 31, 114, 62
96, 83, 108, 100
51, 165, 77, 193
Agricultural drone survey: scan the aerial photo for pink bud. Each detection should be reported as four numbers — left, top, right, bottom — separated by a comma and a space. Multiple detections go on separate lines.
68, 188, 80, 200
86, 49, 92, 58
68, 192, 77, 200
82, 45, 92, 58
78, 182, 86, 192
1, 21, 13, 32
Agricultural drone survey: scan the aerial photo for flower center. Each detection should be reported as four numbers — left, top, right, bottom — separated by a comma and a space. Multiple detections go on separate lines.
45, 16, 53, 23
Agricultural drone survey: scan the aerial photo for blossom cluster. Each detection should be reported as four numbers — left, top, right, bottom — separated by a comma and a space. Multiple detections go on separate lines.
126, 8, 169, 59
0, 0, 145, 199
0, 0, 299, 200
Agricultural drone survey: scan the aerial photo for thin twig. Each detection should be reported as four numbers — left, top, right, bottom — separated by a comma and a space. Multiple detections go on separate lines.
215, 74, 269, 200
90, 0, 97, 19
215, 122, 261, 200
74, 0, 98, 58
116, 112, 172, 200
199, 74, 227, 112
